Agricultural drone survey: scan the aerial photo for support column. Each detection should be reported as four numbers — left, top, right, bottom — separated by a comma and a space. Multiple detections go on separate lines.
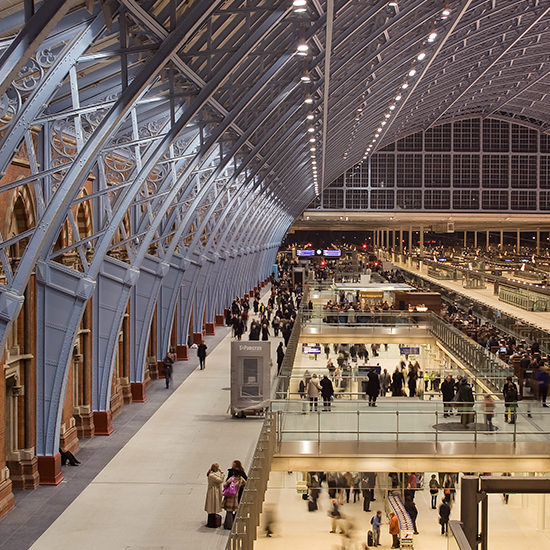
517, 229, 521, 253
419, 225, 424, 255
464, 230, 467, 248
399, 227, 403, 255
409, 225, 413, 253
486, 230, 490, 249
500, 230, 504, 249
536, 229, 540, 256
474, 230, 478, 248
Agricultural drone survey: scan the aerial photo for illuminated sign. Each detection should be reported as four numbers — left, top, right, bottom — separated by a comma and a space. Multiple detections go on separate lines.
296, 249, 315, 257
323, 249, 342, 257
437, 258, 447, 262
302, 345, 321, 354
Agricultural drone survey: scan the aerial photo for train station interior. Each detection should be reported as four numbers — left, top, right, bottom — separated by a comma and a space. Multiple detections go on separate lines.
1, 1, 550, 550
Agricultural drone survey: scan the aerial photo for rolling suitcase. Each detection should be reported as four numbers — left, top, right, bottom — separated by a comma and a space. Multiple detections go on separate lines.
367, 529, 374, 546
207, 513, 221, 528
308, 499, 316, 512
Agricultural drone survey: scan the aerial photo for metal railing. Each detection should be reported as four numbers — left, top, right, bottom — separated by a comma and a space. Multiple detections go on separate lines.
429, 314, 514, 392
273, 313, 302, 399
226, 412, 276, 550
271, 401, 550, 446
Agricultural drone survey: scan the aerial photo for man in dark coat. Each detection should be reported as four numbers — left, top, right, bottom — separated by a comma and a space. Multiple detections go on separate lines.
392, 368, 404, 396
197, 342, 207, 370
276, 342, 285, 374
367, 369, 380, 406
441, 375, 455, 417
320, 375, 334, 411
455, 377, 475, 426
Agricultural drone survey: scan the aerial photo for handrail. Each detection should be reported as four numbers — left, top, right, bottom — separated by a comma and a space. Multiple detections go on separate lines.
273, 407, 550, 446
273, 312, 302, 399
226, 412, 276, 550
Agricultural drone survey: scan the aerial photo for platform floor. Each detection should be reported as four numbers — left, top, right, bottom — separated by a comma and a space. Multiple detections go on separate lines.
0, 296, 280, 550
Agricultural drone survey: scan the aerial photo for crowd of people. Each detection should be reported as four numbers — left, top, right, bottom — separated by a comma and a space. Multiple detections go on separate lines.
444, 302, 550, 408
292, 470, 458, 547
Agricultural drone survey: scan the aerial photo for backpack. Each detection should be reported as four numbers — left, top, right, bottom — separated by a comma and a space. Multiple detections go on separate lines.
505, 385, 518, 402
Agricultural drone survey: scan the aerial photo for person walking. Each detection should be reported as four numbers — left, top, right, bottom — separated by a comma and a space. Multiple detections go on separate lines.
389, 511, 400, 548
380, 368, 391, 396
367, 368, 380, 406
205, 463, 224, 528
276, 342, 285, 375
429, 474, 440, 509
329, 498, 345, 534
404, 494, 419, 534
307, 373, 322, 412
536, 366, 550, 407
455, 377, 475, 426
197, 342, 207, 370
441, 375, 455, 417
483, 395, 496, 430
320, 375, 334, 411
163, 350, 174, 388
439, 498, 451, 535
502, 376, 519, 424
392, 367, 404, 396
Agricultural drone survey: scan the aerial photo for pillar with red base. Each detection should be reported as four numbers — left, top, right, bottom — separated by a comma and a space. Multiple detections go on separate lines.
93, 410, 114, 435
157, 360, 166, 378
215, 314, 224, 326
205, 323, 215, 335
176, 344, 189, 360
193, 332, 203, 345
37, 454, 63, 486
130, 382, 147, 403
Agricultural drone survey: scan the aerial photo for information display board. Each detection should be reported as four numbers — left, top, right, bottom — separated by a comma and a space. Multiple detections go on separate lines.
323, 249, 341, 257
400, 346, 420, 355
296, 249, 315, 257
230, 341, 271, 417
302, 344, 321, 354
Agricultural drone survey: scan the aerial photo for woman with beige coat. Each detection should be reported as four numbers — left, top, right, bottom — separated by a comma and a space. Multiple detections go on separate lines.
205, 463, 224, 527
307, 373, 322, 411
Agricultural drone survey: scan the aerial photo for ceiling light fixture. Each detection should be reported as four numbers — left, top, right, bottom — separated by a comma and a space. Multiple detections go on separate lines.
305, 94, 313, 104
297, 41, 309, 55
428, 32, 437, 42
409, 69, 416, 77
395, 94, 402, 101
402, 82, 409, 89
301, 72, 311, 83
308, 126, 315, 132
417, 52, 426, 61
306, 113, 314, 120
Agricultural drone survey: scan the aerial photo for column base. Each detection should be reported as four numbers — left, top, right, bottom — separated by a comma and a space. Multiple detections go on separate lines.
37, 454, 63, 486
0, 474, 15, 519
205, 323, 215, 335
130, 382, 147, 403
7, 456, 39, 490
93, 410, 114, 436
176, 345, 188, 360
215, 315, 225, 326
60, 423, 80, 455
120, 377, 133, 404
110, 388, 123, 418
192, 332, 203, 345
74, 408, 95, 439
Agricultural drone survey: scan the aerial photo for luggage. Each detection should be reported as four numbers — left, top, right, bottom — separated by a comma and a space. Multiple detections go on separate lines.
207, 513, 221, 528
367, 529, 374, 546
308, 499, 317, 512
302, 493, 309, 501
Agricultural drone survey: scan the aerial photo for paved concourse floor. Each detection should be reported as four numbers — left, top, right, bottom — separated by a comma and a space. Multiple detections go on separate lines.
0, 299, 282, 550
256, 472, 550, 550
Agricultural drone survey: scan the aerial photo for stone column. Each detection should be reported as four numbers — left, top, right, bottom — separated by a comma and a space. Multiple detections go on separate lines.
516, 230, 521, 253
464, 230, 467, 248
474, 231, 478, 248
419, 225, 424, 255
536, 229, 540, 255
500, 230, 504, 249
399, 227, 403, 255
486, 230, 490, 249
